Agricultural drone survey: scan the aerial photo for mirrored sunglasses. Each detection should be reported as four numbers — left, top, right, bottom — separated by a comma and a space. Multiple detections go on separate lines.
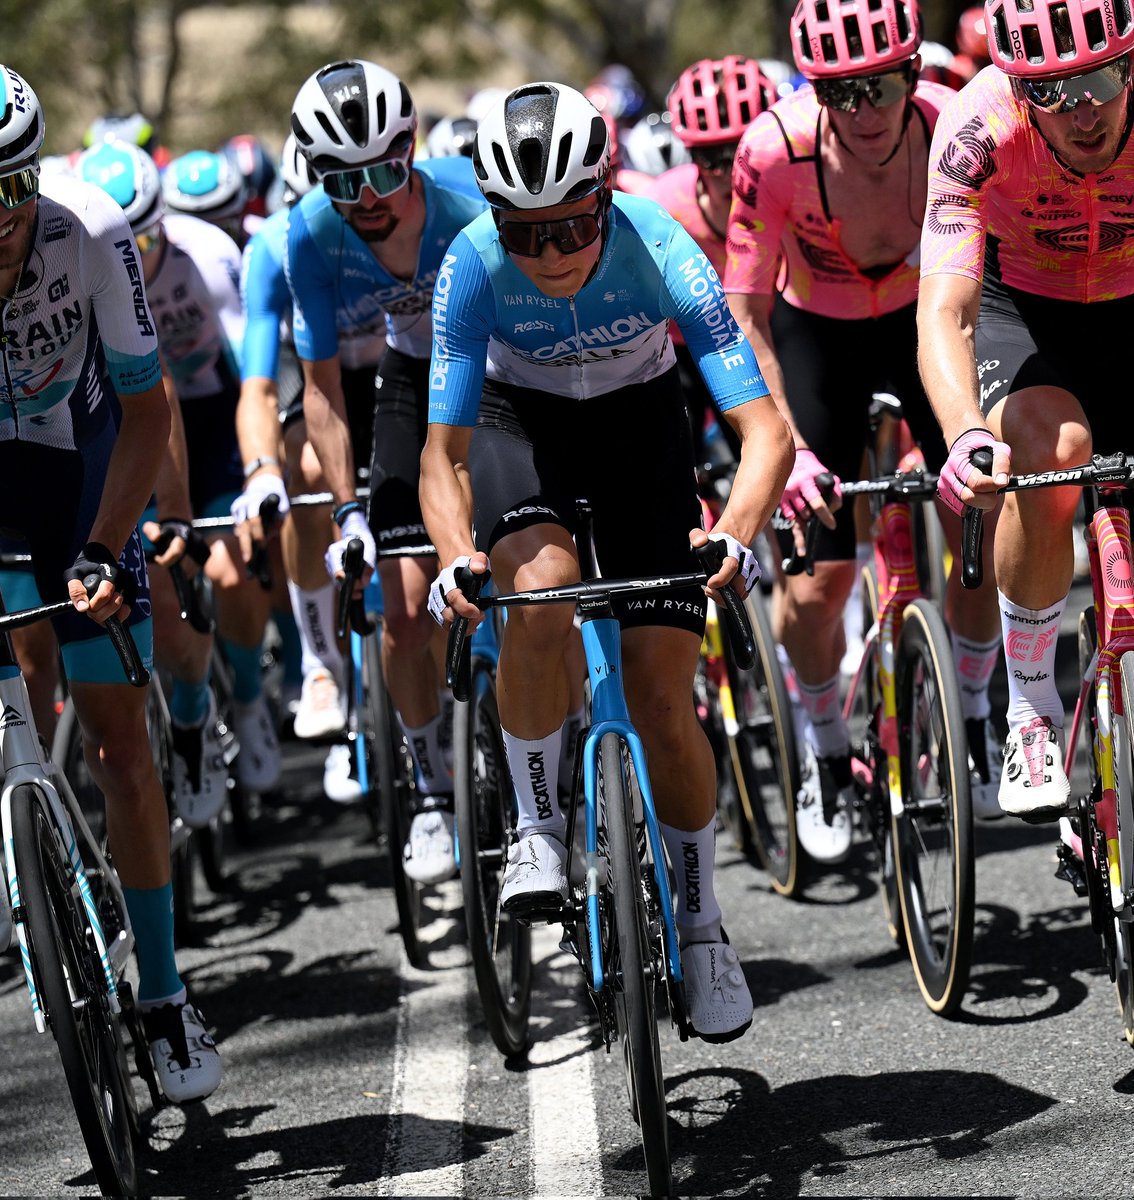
323, 152, 412, 204
496, 210, 604, 258
691, 142, 740, 175
134, 223, 161, 254
1017, 53, 1130, 114
0, 164, 40, 210
812, 66, 913, 113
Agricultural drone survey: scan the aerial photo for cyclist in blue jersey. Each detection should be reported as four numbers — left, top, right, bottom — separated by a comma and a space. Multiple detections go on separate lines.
421, 82, 793, 1043
285, 60, 488, 878
0, 67, 220, 1101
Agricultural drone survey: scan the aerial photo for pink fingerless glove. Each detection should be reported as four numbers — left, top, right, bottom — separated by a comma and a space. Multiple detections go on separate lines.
780, 448, 842, 522
938, 428, 1011, 516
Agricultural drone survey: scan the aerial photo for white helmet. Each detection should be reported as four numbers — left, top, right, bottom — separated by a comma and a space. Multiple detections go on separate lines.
621, 112, 690, 176
0, 66, 44, 173
162, 149, 246, 224
425, 115, 478, 159
76, 138, 163, 231
290, 60, 417, 175
472, 82, 609, 210
279, 132, 318, 203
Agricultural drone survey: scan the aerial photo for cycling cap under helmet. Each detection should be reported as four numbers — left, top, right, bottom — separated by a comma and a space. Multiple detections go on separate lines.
668, 57, 776, 147
279, 132, 318, 202
76, 139, 163, 231
985, 0, 1134, 76
0, 66, 44, 172
473, 82, 610, 209
290, 60, 416, 175
792, 0, 921, 78
163, 150, 246, 223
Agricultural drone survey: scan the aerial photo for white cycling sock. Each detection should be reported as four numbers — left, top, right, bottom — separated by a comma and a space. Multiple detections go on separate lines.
287, 579, 343, 681
398, 713, 452, 797
999, 589, 1066, 727
502, 727, 566, 840
796, 673, 849, 758
951, 631, 1000, 721
660, 819, 722, 946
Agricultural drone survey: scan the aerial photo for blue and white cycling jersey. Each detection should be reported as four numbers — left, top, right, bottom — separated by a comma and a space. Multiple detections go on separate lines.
287, 157, 486, 367
428, 192, 770, 427
0, 174, 161, 450
240, 206, 291, 382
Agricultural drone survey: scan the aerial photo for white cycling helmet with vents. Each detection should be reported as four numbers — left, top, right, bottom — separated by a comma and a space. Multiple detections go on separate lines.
0, 65, 44, 173
290, 59, 417, 175
472, 82, 610, 210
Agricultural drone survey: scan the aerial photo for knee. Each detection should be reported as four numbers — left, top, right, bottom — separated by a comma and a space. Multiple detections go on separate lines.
1000, 392, 1091, 472
382, 603, 433, 654
783, 569, 848, 628
85, 728, 154, 808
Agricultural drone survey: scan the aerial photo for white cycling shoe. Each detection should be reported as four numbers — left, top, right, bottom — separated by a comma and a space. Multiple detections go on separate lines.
795, 747, 854, 864
967, 717, 1005, 821
999, 715, 1070, 823
232, 695, 281, 792
403, 804, 457, 885
171, 695, 228, 829
500, 831, 568, 919
143, 998, 222, 1105
681, 934, 753, 1044
293, 668, 345, 741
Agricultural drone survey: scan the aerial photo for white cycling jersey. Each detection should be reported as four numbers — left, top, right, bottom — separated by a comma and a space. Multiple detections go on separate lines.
0, 174, 161, 451
145, 212, 244, 400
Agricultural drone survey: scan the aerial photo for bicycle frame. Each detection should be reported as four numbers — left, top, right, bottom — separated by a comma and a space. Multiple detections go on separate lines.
579, 608, 682, 994
0, 658, 133, 1030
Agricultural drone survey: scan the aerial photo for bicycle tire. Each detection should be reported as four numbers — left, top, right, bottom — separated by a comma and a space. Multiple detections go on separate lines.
892, 598, 974, 1016
726, 589, 805, 896
601, 733, 671, 1197
454, 658, 531, 1055
911, 499, 947, 607
363, 629, 425, 968
696, 637, 753, 857
1115, 650, 1134, 1043
11, 784, 138, 1196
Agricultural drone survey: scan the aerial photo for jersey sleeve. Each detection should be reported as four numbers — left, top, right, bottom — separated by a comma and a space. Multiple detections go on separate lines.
79, 189, 162, 395
662, 224, 770, 413
204, 227, 246, 368
240, 231, 288, 382
286, 206, 341, 363
920, 87, 999, 283
724, 112, 790, 296
427, 231, 498, 427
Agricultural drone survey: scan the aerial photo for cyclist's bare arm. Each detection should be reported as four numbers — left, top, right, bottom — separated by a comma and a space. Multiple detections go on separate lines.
916, 271, 1007, 506
726, 291, 800, 445
420, 422, 485, 621
236, 374, 281, 471
301, 352, 358, 509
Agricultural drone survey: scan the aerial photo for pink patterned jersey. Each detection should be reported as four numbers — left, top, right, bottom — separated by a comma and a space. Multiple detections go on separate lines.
922, 66, 1134, 302
644, 163, 727, 346
725, 82, 955, 318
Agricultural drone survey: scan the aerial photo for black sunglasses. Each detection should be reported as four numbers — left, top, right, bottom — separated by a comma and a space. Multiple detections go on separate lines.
691, 142, 740, 175
496, 204, 605, 258
1017, 53, 1130, 114
812, 65, 914, 113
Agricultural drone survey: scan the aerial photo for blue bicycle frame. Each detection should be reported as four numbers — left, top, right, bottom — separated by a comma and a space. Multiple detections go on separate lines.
580, 611, 683, 994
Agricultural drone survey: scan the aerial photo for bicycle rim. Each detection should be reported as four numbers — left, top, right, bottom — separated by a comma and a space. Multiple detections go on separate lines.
893, 600, 974, 1016
727, 591, 804, 896
365, 631, 425, 967
455, 660, 531, 1055
12, 785, 137, 1196
601, 733, 671, 1197
1115, 651, 1134, 1042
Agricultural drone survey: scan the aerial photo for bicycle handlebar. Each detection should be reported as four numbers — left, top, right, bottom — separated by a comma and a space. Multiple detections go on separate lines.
960, 449, 1134, 590
192, 486, 372, 531
335, 538, 375, 640
446, 565, 488, 703
247, 493, 282, 591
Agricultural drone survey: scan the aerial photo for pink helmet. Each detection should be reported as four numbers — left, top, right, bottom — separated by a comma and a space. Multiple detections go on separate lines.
791, 0, 921, 78
668, 56, 776, 147
955, 5, 990, 59
985, 0, 1134, 77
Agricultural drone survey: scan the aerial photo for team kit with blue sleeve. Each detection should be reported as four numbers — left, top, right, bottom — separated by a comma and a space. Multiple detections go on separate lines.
428, 191, 769, 632
287, 157, 487, 553
239, 205, 302, 407
0, 174, 160, 679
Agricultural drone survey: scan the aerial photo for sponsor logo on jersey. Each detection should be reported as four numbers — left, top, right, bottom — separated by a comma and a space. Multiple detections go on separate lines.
430, 252, 457, 391
114, 238, 155, 337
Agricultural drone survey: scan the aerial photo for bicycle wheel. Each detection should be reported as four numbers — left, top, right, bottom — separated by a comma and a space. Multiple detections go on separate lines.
893, 598, 974, 1016
696, 629, 753, 857
454, 657, 531, 1055
912, 498, 947, 607
600, 733, 670, 1197
726, 590, 805, 896
11, 785, 138, 1196
1115, 650, 1134, 1043
363, 629, 425, 967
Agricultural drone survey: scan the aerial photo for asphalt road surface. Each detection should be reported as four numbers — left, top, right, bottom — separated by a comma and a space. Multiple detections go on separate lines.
4, 586, 1132, 1198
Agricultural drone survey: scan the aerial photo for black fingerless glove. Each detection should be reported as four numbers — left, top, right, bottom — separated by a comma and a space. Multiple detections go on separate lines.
64, 542, 137, 604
